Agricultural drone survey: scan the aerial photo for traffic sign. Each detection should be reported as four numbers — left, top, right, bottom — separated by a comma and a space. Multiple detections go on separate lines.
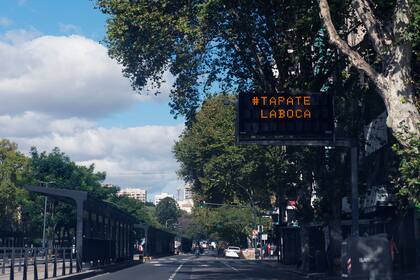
237, 91, 334, 144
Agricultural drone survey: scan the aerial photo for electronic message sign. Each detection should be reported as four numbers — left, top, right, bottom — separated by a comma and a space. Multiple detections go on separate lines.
237, 92, 334, 144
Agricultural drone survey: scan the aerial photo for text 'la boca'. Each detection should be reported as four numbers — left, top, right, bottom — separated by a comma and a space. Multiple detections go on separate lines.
251, 95, 312, 120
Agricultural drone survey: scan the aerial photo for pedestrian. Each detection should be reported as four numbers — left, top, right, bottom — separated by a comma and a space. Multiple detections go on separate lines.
389, 236, 398, 261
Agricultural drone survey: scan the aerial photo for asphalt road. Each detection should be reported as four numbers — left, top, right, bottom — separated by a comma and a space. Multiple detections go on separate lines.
86, 251, 306, 280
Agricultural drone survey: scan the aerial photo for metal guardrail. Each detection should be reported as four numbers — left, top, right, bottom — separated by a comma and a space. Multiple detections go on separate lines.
0, 247, 77, 280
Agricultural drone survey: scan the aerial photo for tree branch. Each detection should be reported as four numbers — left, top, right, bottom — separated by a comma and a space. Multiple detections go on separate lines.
351, 0, 388, 55
391, 0, 412, 74
393, 0, 411, 40
319, 0, 384, 88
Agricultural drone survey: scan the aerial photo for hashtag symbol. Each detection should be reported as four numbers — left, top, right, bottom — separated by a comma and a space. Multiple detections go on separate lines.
252, 96, 259, 106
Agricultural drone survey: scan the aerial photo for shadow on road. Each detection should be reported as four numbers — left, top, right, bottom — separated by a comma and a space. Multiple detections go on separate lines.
57, 260, 143, 280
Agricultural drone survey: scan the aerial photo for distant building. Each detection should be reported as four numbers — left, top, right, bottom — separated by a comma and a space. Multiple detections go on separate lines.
176, 187, 184, 201
177, 199, 194, 213
118, 188, 147, 203
154, 192, 174, 205
184, 183, 193, 200
176, 183, 194, 201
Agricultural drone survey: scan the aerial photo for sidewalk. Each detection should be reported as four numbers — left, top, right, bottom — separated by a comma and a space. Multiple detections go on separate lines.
258, 259, 419, 280
393, 268, 420, 280
0, 260, 142, 280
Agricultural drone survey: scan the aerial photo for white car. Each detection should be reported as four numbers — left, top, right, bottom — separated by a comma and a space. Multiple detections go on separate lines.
224, 246, 241, 258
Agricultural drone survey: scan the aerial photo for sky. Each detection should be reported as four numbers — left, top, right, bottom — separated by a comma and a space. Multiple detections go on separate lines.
0, 0, 186, 200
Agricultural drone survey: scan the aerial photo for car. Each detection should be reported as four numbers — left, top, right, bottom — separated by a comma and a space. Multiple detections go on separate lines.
200, 241, 208, 249
224, 246, 241, 258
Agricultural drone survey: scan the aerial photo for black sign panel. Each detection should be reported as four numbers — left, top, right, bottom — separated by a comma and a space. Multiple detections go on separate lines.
237, 92, 334, 144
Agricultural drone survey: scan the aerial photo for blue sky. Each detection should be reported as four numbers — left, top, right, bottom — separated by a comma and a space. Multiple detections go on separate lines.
0, 0, 186, 199
0, 0, 106, 39
0, 0, 184, 128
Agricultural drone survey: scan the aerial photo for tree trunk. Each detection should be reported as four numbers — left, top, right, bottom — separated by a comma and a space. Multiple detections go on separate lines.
327, 219, 342, 275
327, 184, 342, 276
381, 75, 419, 140
319, 0, 419, 147
300, 224, 310, 272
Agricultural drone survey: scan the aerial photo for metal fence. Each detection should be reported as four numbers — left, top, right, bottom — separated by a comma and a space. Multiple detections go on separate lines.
0, 247, 78, 280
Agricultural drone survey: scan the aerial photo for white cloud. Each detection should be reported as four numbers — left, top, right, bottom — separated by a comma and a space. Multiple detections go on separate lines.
0, 112, 95, 138
0, 31, 182, 198
10, 123, 185, 196
0, 33, 174, 119
0, 28, 42, 45
0, 17, 13, 27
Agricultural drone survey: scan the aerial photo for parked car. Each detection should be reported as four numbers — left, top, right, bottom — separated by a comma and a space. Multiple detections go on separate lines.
224, 246, 241, 258
200, 241, 208, 249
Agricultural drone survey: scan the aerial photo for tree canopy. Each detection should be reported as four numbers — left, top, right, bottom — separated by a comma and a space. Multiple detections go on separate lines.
173, 95, 299, 207
0, 141, 168, 244
96, 0, 322, 121
155, 197, 181, 229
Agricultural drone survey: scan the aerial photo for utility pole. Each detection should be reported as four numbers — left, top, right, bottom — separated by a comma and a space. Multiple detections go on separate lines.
39, 181, 54, 249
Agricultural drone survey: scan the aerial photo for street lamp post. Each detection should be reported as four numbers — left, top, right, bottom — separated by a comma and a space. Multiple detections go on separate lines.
39, 181, 55, 249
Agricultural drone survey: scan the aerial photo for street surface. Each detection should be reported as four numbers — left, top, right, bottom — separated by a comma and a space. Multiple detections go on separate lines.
87, 251, 305, 280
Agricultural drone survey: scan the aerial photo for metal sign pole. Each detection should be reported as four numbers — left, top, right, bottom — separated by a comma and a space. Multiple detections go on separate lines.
350, 146, 359, 237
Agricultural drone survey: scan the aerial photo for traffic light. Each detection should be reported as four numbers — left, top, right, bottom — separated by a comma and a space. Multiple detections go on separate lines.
198, 200, 206, 208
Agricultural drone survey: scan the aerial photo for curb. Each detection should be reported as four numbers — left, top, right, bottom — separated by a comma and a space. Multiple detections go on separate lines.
259, 261, 307, 277
50, 260, 142, 280
259, 261, 336, 279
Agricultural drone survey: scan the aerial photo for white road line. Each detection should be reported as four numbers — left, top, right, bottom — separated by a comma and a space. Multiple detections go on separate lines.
168, 257, 191, 280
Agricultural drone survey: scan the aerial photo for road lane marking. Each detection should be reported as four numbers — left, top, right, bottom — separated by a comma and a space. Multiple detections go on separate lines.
168, 257, 192, 280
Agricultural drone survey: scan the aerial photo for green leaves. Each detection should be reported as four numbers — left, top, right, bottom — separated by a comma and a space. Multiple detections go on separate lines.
155, 197, 181, 230
188, 206, 252, 245
174, 95, 304, 211
96, 0, 322, 120
0, 139, 29, 235
391, 131, 420, 207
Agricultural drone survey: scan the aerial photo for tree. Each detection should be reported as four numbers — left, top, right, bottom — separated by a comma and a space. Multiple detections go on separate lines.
186, 206, 253, 246
390, 132, 420, 206
28, 147, 117, 245
174, 95, 300, 209
0, 139, 30, 237
96, 0, 321, 121
108, 194, 157, 225
319, 0, 419, 146
155, 197, 181, 229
